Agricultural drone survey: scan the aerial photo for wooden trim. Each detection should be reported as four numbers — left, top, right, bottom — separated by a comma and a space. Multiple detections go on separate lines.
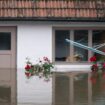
53, 27, 105, 30
70, 30, 74, 62
88, 30, 93, 61
52, 28, 55, 62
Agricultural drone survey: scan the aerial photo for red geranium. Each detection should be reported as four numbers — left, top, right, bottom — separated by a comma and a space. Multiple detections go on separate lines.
25, 64, 31, 70
25, 72, 30, 77
93, 64, 98, 67
103, 63, 105, 68
90, 56, 97, 62
90, 77, 96, 84
43, 57, 49, 61
102, 72, 105, 79
102, 50, 105, 52
91, 64, 98, 72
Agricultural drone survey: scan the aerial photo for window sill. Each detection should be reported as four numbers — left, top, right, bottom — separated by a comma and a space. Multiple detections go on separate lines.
54, 61, 92, 65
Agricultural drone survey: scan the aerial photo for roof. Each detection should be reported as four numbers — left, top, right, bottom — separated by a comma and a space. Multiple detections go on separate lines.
0, 0, 105, 21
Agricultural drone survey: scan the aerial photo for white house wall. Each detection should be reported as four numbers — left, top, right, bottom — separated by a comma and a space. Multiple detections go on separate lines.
17, 24, 52, 69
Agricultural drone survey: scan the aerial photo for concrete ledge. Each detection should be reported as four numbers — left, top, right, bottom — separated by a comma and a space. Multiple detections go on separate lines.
53, 65, 91, 72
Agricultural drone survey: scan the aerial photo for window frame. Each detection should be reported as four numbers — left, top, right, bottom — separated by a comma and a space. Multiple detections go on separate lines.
52, 27, 104, 64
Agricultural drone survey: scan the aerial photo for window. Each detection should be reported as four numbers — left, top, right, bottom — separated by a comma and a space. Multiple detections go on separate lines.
0, 32, 11, 50
55, 30, 70, 61
54, 29, 105, 63
74, 30, 88, 62
92, 30, 105, 60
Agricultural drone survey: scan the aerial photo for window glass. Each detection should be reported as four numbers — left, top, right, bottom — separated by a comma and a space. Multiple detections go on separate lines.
92, 30, 105, 60
74, 30, 88, 62
0, 33, 11, 50
55, 30, 70, 61
54, 29, 103, 63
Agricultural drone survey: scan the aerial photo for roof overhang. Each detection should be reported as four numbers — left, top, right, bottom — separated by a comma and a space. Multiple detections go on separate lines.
0, 17, 105, 22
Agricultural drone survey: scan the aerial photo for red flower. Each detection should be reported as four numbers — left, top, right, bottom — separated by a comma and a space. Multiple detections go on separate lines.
103, 63, 105, 68
91, 64, 98, 69
102, 72, 105, 79
90, 56, 97, 62
102, 50, 105, 52
25, 64, 31, 70
25, 72, 31, 77
90, 77, 96, 84
91, 64, 98, 71
43, 57, 49, 61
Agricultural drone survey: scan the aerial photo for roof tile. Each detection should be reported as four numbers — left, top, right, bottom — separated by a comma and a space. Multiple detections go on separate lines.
0, 0, 104, 21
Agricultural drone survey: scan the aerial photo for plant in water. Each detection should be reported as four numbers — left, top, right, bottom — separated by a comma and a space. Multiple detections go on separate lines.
25, 57, 54, 81
90, 55, 105, 72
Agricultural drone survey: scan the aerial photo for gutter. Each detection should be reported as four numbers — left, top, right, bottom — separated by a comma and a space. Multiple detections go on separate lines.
0, 17, 105, 22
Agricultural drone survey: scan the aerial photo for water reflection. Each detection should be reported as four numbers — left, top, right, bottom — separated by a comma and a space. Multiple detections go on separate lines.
53, 71, 105, 105
0, 86, 11, 103
2, 68, 105, 105
0, 69, 16, 105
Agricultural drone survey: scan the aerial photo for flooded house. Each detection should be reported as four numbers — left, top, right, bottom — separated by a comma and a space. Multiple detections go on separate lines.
0, 0, 105, 105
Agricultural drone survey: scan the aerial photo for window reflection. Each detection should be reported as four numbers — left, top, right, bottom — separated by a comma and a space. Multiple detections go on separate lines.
53, 72, 105, 105
55, 76, 69, 105
74, 73, 88, 105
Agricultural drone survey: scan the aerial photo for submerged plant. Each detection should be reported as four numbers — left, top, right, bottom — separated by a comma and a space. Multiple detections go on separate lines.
90, 55, 105, 72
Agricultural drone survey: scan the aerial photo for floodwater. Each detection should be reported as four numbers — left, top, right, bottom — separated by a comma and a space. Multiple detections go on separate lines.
1, 69, 105, 105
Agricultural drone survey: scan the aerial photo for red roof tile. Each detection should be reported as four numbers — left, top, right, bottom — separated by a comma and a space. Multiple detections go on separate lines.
0, 0, 105, 21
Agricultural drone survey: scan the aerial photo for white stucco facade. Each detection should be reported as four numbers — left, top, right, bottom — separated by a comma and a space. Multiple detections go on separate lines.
17, 24, 52, 69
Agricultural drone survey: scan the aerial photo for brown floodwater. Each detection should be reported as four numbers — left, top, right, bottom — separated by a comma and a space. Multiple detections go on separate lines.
53, 71, 105, 105
1, 69, 105, 105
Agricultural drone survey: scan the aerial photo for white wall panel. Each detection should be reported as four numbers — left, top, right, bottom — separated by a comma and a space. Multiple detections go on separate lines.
17, 25, 52, 68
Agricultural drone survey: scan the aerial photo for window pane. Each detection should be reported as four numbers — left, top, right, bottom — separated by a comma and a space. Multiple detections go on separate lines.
55, 30, 70, 61
74, 30, 88, 62
0, 33, 11, 50
92, 30, 105, 60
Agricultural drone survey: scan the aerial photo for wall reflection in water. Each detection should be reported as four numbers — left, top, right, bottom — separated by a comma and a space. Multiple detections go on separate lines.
1, 69, 105, 105
0, 86, 11, 104
0, 69, 16, 105
53, 71, 105, 105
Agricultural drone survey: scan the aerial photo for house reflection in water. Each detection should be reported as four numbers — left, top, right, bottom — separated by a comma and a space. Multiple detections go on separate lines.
0, 69, 17, 105
0, 86, 11, 104
52, 71, 105, 105
1, 69, 105, 105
